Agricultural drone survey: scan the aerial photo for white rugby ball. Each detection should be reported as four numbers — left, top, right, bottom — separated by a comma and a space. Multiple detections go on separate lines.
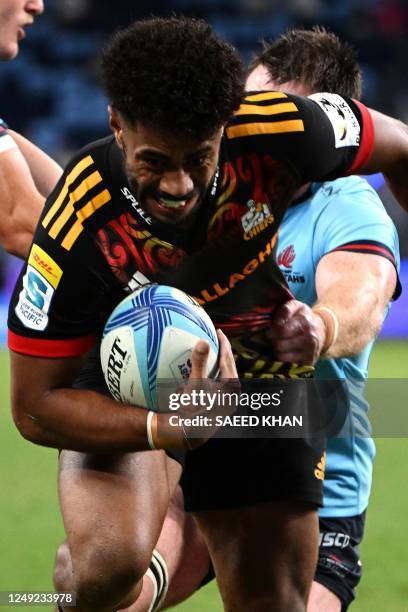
100, 285, 219, 411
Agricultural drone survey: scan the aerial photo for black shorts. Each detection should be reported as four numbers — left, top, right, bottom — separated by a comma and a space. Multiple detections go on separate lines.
181, 436, 326, 511
316, 512, 365, 611
181, 370, 348, 512
200, 511, 366, 606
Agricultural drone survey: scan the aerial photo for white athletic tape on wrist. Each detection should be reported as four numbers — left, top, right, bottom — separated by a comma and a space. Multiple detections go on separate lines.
313, 306, 339, 353
146, 411, 156, 450
146, 549, 169, 612
0, 134, 17, 154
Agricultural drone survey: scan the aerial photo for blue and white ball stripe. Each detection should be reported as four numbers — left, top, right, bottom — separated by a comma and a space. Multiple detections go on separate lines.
100, 285, 219, 411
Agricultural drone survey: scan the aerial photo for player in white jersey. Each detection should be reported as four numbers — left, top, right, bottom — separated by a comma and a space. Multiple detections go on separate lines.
246, 27, 400, 611
0, 0, 62, 257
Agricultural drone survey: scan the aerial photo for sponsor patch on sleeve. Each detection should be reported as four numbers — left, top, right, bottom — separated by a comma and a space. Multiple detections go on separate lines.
28, 244, 63, 288
308, 93, 361, 149
15, 245, 63, 331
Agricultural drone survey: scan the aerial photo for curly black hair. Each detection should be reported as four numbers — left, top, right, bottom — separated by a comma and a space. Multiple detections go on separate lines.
100, 16, 245, 140
250, 26, 362, 99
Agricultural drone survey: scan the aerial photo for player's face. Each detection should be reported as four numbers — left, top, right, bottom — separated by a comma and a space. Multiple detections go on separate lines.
245, 63, 312, 97
110, 109, 223, 226
0, 0, 43, 60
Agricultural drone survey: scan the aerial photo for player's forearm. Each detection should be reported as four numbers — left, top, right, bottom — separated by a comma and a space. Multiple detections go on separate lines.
9, 130, 63, 198
313, 283, 383, 359
12, 387, 154, 453
0, 147, 45, 257
0, 221, 37, 259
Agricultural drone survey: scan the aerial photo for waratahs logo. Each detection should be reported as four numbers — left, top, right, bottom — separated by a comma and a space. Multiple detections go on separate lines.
277, 245, 296, 269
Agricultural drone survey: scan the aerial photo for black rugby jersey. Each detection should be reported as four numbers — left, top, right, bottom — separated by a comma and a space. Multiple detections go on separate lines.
8, 92, 374, 375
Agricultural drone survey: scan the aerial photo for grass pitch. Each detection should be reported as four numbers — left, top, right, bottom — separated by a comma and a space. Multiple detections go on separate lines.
0, 341, 407, 611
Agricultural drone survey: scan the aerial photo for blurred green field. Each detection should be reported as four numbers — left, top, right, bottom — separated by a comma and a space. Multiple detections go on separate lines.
1, 342, 408, 611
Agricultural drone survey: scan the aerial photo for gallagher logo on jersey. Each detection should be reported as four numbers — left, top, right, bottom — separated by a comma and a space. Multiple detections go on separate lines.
277, 245, 305, 284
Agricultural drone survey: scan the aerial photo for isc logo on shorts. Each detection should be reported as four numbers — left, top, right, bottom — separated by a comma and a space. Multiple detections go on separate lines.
15, 244, 63, 331
319, 532, 351, 549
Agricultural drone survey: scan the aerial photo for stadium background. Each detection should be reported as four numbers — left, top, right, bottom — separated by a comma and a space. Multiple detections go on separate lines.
1, 0, 407, 610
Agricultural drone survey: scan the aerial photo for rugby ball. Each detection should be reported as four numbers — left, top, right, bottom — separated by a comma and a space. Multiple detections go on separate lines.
100, 285, 219, 411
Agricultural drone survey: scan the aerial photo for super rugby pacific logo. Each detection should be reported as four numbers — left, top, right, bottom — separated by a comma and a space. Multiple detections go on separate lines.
177, 356, 192, 380
169, 351, 193, 380
277, 245, 296, 269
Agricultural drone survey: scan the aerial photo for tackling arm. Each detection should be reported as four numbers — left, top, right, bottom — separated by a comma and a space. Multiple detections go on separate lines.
0, 134, 62, 258
0, 145, 44, 257
312, 250, 397, 359
267, 251, 397, 364
9, 129, 62, 198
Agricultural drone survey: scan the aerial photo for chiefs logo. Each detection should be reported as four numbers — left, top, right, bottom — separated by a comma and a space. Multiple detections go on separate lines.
277, 245, 295, 269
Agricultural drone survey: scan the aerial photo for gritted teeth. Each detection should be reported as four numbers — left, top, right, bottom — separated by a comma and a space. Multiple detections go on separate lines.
159, 198, 188, 209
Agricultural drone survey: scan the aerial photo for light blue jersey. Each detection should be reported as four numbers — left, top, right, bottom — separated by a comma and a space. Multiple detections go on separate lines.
277, 176, 400, 517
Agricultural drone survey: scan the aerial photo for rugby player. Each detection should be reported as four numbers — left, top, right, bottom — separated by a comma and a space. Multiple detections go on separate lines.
7, 16, 408, 612
0, 0, 62, 257
122, 28, 402, 612
245, 27, 400, 612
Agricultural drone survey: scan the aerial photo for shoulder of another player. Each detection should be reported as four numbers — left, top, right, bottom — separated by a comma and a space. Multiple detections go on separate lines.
317, 174, 378, 197
314, 175, 389, 218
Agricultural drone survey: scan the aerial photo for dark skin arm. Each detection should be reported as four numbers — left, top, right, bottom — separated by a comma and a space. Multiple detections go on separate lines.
10, 330, 236, 453
10, 350, 152, 453
10, 332, 236, 453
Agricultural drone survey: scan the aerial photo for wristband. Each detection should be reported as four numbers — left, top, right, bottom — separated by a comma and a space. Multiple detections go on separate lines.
147, 410, 191, 451
146, 411, 157, 450
312, 306, 339, 354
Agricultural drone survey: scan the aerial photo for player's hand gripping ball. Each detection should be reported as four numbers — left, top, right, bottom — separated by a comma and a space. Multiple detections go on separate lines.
100, 285, 219, 410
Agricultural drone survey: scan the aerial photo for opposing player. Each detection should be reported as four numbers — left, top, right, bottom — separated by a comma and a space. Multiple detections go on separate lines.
246, 28, 400, 611
0, 0, 62, 257
8, 16, 408, 612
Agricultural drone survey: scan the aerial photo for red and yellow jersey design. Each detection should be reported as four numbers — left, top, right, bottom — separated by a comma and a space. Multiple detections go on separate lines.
8, 92, 373, 375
